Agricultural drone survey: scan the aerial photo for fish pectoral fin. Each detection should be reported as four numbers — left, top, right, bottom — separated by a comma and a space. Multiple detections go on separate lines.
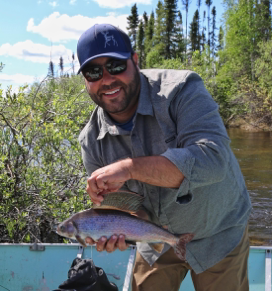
75, 235, 87, 247
150, 243, 164, 253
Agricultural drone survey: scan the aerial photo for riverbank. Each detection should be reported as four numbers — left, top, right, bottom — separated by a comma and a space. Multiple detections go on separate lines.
228, 117, 272, 132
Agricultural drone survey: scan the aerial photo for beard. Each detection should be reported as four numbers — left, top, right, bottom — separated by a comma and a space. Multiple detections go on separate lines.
88, 66, 141, 115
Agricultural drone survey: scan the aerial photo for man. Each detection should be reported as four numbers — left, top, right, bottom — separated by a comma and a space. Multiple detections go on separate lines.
77, 23, 252, 291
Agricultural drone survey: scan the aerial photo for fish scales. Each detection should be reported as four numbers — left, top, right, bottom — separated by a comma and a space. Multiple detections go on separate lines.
61, 209, 178, 244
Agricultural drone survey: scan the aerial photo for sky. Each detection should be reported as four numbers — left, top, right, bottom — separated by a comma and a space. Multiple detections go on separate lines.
0, 0, 225, 92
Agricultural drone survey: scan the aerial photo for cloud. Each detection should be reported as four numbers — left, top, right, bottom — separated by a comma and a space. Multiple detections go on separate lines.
0, 40, 73, 64
93, 0, 151, 9
27, 12, 129, 42
70, 0, 76, 4
49, 1, 58, 7
0, 73, 38, 85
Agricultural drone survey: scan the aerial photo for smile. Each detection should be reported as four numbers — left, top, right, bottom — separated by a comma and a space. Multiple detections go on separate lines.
104, 88, 120, 95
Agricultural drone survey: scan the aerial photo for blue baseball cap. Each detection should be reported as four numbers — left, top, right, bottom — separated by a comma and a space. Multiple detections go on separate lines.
77, 24, 133, 74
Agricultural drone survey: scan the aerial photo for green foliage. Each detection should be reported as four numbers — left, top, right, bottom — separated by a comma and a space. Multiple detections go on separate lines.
0, 75, 94, 243
164, 0, 178, 59
137, 20, 145, 69
127, 4, 139, 51
255, 40, 272, 99
145, 44, 165, 68
189, 9, 200, 52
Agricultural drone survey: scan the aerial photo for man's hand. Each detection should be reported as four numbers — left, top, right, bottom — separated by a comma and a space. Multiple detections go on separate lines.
86, 159, 132, 205
85, 235, 128, 252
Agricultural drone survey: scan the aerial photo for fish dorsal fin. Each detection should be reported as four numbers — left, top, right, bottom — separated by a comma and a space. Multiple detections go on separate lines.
92, 191, 144, 214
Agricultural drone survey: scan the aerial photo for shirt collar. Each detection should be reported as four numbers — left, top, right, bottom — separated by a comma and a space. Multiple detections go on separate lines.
97, 72, 154, 140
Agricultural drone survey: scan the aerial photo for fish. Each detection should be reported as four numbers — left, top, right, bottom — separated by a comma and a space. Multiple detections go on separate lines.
56, 191, 194, 261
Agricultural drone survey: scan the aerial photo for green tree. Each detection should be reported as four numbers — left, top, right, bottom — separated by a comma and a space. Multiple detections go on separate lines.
137, 20, 145, 68
197, 0, 202, 51
256, 0, 271, 41
154, 1, 165, 45
217, 25, 224, 52
255, 40, 272, 99
48, 61, 54, 78
143, 11, 149, 29
144, 11, 155, 58
59, 56, 64, 76
205, 0, 212, 47
189, 10, 200, 53
172, 11, 185, 59
211, 6, 217, 58
127, 3, 139, 51
221, 0, 264, 81
164, 0, 178, 59
181, 0, 192, 59
71, 53, 75, 75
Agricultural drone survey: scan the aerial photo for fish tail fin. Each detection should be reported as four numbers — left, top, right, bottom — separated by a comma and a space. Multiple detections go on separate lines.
173, 233, 194, 261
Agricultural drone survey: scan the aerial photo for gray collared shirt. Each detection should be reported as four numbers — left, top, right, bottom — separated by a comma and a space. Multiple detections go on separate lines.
79, 69, 251, 274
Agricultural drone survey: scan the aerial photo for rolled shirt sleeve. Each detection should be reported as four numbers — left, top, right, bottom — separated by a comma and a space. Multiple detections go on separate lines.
160, 72, 231, 198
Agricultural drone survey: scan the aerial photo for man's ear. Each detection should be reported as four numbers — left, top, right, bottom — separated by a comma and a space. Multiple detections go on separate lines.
132, 53, 139, 70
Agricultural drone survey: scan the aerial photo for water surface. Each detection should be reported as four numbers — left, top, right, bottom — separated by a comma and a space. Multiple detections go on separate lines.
228, 128, 272, 245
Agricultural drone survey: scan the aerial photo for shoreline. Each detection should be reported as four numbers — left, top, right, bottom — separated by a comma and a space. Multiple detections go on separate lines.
226, 117, 272, 132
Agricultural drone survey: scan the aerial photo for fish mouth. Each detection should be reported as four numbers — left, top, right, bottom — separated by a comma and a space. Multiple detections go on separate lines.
52, 224, 58, 233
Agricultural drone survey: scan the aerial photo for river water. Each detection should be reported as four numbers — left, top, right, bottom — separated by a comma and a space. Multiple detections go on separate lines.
228, 128, 272, 245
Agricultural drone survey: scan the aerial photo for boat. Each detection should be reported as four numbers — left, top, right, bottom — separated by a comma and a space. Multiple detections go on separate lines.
0, 243, 271, 291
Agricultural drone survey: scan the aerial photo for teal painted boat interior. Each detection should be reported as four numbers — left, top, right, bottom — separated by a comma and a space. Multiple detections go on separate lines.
0, 244, 270, 291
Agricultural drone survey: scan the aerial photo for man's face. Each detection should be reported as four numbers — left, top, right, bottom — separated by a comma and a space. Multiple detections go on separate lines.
84, 53, 140, 123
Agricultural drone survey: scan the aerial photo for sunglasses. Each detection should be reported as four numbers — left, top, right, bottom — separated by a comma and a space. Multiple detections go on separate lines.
82, 58, 128, 82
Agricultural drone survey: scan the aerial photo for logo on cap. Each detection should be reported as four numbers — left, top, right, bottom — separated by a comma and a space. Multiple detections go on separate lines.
101, 31, 118, 48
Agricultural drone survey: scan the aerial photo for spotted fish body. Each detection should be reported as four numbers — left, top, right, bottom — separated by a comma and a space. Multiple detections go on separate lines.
56, 192, 194, 260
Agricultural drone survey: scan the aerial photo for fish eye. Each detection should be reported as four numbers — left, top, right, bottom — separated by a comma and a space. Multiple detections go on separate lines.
60, 225, 66, 232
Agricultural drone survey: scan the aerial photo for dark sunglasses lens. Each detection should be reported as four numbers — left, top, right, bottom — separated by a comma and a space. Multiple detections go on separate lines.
83, 67, 103, 82
106, 60, 127, 75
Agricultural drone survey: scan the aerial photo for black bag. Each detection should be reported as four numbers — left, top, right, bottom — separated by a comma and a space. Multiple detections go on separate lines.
53, 257, 118, 291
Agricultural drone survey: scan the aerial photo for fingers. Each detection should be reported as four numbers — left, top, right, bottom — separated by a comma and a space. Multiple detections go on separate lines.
86, 178, 124, 206
96, 236, 108, 252
85, 237, 96, 245
116, 235, 128, 251
86, 160, 132, 204
86, 235, 128, 253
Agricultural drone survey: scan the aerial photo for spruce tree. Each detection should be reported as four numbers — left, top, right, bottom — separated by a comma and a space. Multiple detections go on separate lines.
164, 0, 178, 59
144, 11, 155, 58
153, 1, 166, 55
59, 56, 64, 76
143, 11, 149, 29
217, 25, 224, 52
205, 0, 212, 47
137, 20, 145, 68
127, 4, 139, 51
197, 0, 202, 52
189, 10, 200, 52
181, 0, 192, 59
201, 11, 206, 51
48, 61, 54, 78
173, 11, 185, 59
211, 6, 217, 58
